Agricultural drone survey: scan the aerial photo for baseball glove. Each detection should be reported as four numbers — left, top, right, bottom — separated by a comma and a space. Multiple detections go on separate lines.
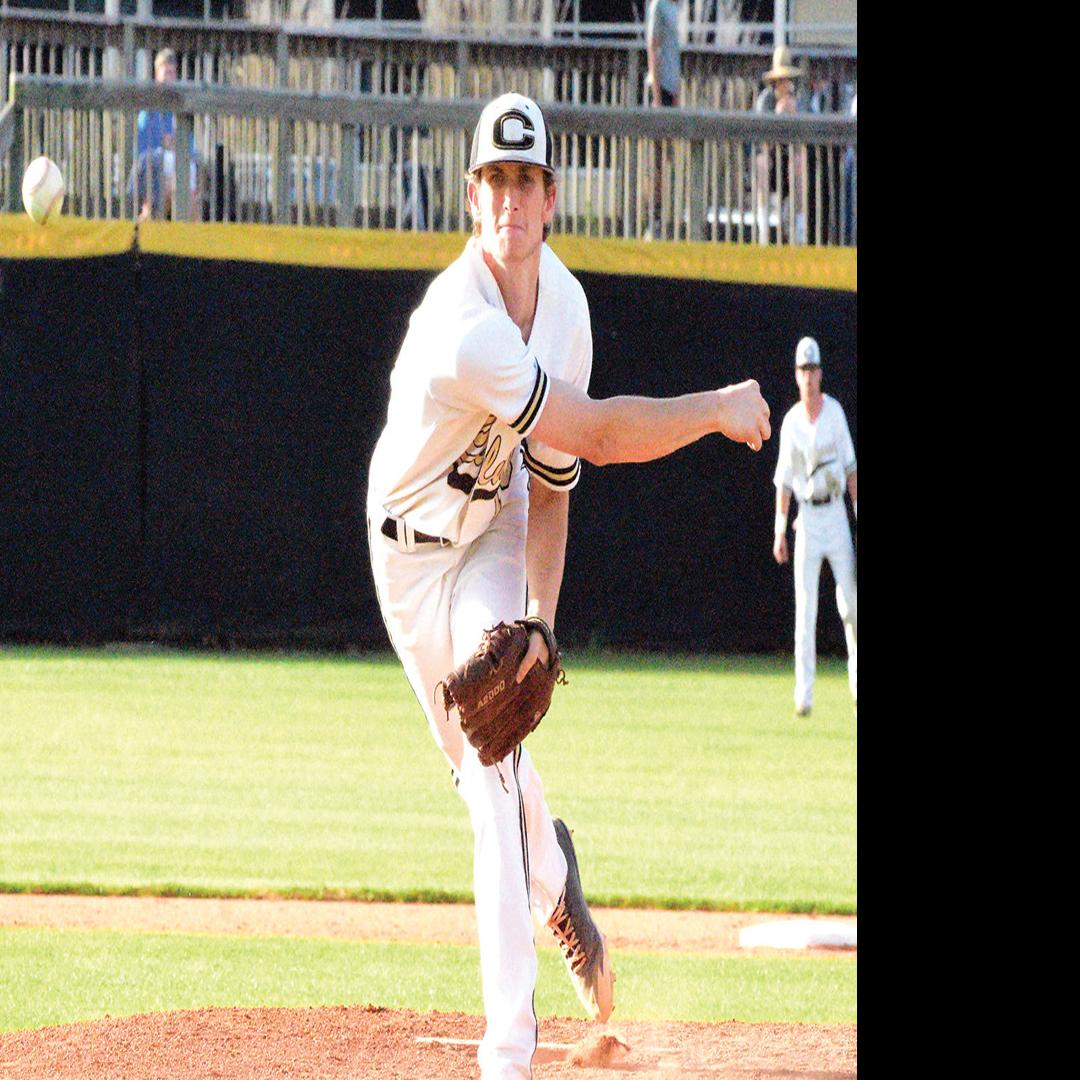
438, 617, 566, 778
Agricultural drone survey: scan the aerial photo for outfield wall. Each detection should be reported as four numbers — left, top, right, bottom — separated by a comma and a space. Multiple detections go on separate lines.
0, 217, 856, 653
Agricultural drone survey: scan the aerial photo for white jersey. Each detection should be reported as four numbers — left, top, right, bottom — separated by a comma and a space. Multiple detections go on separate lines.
773, 394, 856, 518
368, 237, 593, 547
773, 393, 857, 712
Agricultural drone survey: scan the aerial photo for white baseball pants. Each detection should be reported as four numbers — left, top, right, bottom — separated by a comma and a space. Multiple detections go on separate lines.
793, 505, 857, 711
367, 496, 568, 1080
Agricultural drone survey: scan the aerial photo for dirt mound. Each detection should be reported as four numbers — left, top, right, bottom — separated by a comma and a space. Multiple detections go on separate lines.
0, 1006, 857, 1078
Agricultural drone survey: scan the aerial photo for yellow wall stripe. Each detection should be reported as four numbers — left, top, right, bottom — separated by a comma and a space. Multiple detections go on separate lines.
551, 234, 856, 292
139, 220, 856, 292
0, 214, 134, 258
137, 219, 469, 273
2, 213, 856, 292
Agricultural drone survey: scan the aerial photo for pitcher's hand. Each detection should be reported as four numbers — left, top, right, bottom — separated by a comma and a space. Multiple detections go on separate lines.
717, 380, 771, 452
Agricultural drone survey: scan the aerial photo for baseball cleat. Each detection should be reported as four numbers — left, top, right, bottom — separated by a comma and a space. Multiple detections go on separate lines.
795, 705, 812, 717
548, 818, 615, 1023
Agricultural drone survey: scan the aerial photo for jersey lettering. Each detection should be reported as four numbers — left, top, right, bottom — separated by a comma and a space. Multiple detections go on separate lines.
447, 415, 515, 501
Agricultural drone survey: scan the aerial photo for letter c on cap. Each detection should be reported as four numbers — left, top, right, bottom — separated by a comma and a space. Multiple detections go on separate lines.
494, 110, 535, 151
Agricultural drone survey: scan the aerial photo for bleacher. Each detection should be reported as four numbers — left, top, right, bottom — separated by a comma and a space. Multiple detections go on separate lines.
0, 3, 857, 244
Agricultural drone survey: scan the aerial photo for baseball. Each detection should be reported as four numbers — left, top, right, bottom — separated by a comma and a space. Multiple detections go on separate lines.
21, 156, 66, 225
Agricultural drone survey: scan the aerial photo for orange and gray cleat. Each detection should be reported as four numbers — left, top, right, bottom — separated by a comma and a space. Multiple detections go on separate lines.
548, 818, 615, 1022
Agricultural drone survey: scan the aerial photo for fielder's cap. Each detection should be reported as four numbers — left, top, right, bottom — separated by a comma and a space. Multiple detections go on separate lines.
795, 336, 821, 368
764, 45, 803, 83
469, 92, 554, 176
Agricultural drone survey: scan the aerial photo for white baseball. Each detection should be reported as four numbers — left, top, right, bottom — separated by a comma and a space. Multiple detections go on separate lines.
21, 156, 66, 225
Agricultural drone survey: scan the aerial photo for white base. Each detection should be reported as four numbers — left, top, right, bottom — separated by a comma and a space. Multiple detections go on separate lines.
739, 919, 856, 950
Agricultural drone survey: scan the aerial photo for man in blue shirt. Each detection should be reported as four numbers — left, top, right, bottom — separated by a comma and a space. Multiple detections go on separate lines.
131, 48, 197, 221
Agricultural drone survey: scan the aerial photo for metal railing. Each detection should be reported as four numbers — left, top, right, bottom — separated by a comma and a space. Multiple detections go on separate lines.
1, 74, 856, 245
0, 2, 856, 45
0, 9, 857, 113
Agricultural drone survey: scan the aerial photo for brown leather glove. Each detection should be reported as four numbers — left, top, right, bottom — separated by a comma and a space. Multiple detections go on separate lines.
438, 617, 566, 770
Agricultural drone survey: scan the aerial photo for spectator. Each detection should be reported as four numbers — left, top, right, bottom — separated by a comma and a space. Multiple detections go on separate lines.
645, 0, 680, 239
129, 48, 198, 222
754, 45, 806, 245
843, 90, 857, 243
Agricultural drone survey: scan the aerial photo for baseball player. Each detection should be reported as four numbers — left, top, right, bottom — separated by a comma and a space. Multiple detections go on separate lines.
367, 91, 771, 1079
773, 336, 857, 716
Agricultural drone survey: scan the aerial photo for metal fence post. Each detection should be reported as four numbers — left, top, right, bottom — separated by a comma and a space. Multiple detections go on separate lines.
455, 39, 469, 96
689, 139, 704, 241
122, 20, 135, 80
0, 28, 8, 108
5, 99, 24, 213
626, 47, 639, 106
175, 111, 192, 221
275, 30, 291, 225
410, 126, 421, 231
275, 28, 289, 86
850, 146, 856, 245
340, 122, 356, 228
275, 122, 293, 224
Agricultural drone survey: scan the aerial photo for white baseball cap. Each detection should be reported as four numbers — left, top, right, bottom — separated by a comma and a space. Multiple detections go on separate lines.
795, 336, 822, 368
469, 93, 554, 175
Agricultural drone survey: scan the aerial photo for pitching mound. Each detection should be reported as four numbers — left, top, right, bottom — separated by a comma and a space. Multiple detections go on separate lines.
0, 1006, 856, 1078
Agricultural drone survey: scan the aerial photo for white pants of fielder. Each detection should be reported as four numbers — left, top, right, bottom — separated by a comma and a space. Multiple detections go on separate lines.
367, 482, 569, 1080
793, 503, 857, 711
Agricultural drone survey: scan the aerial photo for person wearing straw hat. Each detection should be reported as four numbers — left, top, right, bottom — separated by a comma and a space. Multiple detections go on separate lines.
757, 44, 805, 114
754, 45, 807, 244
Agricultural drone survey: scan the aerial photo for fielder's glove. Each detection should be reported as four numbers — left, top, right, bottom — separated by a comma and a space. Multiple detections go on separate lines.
438, 618, 566, 783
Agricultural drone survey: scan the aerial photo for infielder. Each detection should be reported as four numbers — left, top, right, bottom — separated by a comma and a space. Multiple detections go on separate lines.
367, 91, 771, 1079
773, 336, 857, 716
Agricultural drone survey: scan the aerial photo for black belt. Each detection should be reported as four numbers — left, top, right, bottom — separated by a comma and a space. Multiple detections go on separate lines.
381, 516, 448, 546
809, 495, 836, 506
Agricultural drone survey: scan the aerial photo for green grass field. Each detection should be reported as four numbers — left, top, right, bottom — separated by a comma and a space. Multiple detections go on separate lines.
0, 646, 856, 1032
0, 647, 855, 910
0, 929, 856, 1032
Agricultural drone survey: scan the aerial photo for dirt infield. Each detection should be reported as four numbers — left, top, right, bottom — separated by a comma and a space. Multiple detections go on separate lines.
0, 893, 856, 955
0, 895, 857, 1077
0, 1006, 856, 1078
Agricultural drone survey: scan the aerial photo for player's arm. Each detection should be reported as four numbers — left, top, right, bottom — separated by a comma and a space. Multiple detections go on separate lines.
774, 486, 792, 564
847, 469, 857, 519
530, 375, 770, 463
516, 481, 569, 683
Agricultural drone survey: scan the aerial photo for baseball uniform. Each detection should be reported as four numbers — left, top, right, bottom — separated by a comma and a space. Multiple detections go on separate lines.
774, 392, 857, 712
367, 230, 592, 1078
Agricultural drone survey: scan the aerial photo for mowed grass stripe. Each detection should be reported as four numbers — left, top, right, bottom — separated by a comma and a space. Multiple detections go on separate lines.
0, 648, 855, 911
0, 927, 856, 1033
